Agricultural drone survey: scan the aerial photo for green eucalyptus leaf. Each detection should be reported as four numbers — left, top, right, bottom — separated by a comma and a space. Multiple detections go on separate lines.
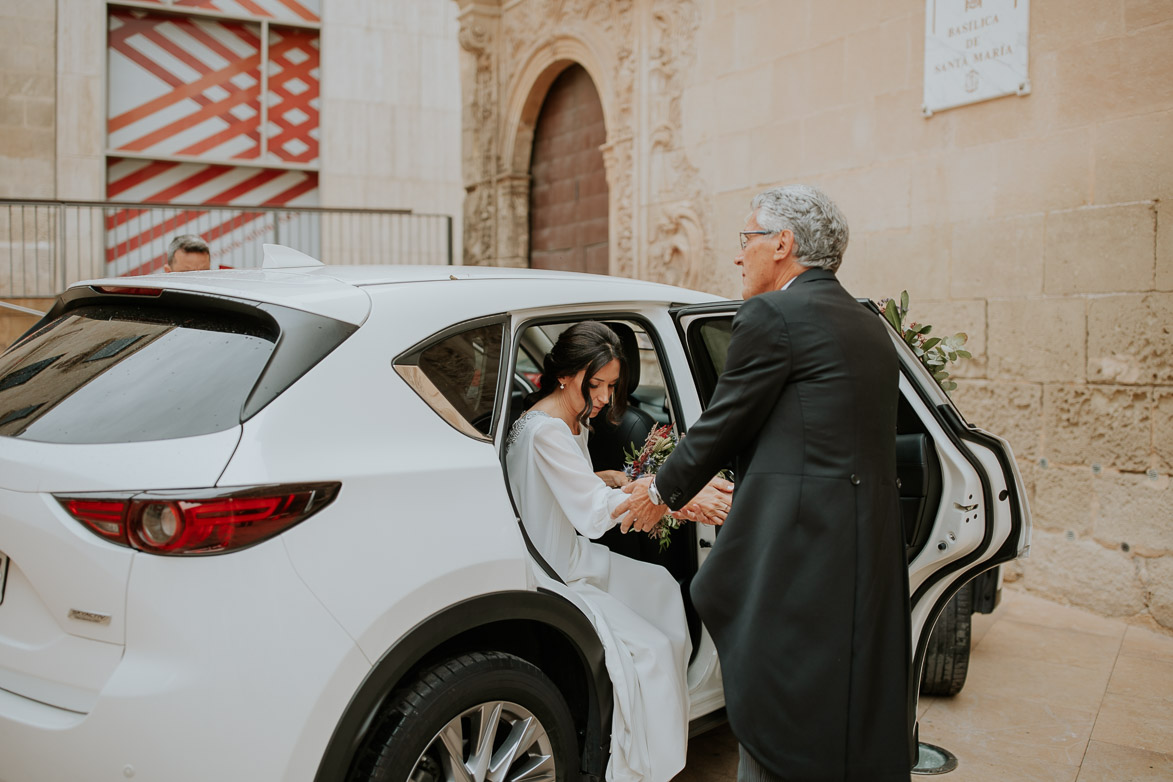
883, 299, 901, 329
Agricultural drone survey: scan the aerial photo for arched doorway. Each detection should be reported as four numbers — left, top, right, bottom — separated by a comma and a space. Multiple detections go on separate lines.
528, 64, 609, 273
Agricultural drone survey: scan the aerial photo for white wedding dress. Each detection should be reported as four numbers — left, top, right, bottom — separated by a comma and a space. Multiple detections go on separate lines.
505, 410, 691, 782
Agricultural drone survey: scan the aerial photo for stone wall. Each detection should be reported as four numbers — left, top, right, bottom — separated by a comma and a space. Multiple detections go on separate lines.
319, 0, 465, 258
456, 0, 1173, 631
0, 0, 105, 202
0, 0, 56, 199
54, 0, 105, 201
685, 0, 1173, 632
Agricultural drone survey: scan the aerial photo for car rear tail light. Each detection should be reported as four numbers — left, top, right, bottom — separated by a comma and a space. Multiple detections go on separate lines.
56, 483, 340, 556
64, 498, 126, 542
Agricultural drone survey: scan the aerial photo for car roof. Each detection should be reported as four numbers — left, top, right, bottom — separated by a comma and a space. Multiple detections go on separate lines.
69, 264, 724, 325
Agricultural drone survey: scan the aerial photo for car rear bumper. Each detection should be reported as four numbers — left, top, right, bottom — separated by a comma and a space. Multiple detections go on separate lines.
0, 540, 368, 782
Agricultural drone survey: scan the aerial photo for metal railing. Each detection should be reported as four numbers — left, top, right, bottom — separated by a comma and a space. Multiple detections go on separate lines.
1, 199, 454, 299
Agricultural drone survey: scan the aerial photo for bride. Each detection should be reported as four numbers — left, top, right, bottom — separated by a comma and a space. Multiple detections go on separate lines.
505, 321, 729, 782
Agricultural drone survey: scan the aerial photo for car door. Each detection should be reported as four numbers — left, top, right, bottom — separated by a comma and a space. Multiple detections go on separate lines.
671, 300, 1031, 694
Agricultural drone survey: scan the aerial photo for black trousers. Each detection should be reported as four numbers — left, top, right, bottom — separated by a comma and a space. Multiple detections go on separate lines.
738, 745, 784, 782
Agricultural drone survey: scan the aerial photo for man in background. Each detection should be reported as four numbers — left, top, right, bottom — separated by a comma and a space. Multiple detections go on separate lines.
163, 235, 211, 272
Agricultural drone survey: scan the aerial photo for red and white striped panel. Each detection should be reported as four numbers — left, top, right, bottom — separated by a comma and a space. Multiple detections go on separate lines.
132, 0, 321, 24
106, 158, 319, 276
109, 10, 264, 161
108, 11, 320, 166
266, 27, 320, 164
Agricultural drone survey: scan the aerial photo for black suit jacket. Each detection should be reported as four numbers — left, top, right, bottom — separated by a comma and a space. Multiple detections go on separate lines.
656, 269, 911, 780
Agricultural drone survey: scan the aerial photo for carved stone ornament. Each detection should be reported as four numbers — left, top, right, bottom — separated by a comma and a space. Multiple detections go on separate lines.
456, 6, 499, 266
601, 135, 635, 279
462, 185, 495, 266
643, 0, 716, 290
454, 0, 716, 291
648, 202, 705, 289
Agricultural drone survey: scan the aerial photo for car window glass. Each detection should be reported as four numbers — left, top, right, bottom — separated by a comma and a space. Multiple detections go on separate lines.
629, 327, 669, 423
698, 319, 733, 375
0, 304, 276, 443
515, 344, 542, 387
685, 317, 734, 406
397, 322, 504, 439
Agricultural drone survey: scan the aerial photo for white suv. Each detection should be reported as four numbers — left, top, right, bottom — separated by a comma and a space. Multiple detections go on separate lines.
0, 246, 1029, 782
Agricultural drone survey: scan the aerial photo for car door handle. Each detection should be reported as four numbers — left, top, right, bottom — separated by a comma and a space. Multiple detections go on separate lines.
954, 502, 978, 512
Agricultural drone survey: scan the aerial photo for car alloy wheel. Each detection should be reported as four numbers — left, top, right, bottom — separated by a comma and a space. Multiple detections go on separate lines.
362, 651, 578, 782
409, 700, 555, 782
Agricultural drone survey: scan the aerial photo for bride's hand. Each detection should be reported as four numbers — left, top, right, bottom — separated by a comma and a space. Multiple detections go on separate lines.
595, 470, 631, 488
672, 477, 733, 526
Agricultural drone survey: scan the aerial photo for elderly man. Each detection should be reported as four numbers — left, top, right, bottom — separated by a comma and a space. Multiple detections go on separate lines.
617, 185, 911, 781
163, 234, 211, 273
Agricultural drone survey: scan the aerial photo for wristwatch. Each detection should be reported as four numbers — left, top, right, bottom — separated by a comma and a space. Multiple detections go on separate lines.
647, 478, 663, 507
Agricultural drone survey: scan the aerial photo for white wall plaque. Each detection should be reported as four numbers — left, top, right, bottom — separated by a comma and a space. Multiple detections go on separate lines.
923, 0, 1030, 116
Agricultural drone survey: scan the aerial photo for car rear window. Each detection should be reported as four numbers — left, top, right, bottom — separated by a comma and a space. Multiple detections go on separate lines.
0, 297, 349, 444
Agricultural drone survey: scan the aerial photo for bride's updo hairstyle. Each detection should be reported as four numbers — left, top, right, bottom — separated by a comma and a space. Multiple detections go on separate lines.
524, 320, 628, 429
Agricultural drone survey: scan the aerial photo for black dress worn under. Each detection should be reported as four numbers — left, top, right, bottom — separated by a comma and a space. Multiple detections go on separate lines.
655, 269, 912, 781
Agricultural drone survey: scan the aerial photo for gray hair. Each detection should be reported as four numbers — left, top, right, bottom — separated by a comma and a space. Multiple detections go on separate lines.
167, 234, 210, 263
750, 185, 849, 272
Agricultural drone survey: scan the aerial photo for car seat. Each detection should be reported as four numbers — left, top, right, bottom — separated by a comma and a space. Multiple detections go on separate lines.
587, 323, 657, 476
589, 325, 693, 576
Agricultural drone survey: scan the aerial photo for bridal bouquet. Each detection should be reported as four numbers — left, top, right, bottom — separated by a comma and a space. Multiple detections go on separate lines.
624, 425, 731, 551
624, 424, 683, 551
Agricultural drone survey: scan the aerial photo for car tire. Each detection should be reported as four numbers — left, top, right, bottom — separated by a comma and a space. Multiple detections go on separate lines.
363, 651, 580, 782
919, 583, 972, 697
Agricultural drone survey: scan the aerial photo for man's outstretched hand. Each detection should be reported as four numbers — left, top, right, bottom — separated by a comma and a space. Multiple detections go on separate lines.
672, 477, 734, 526
612, 476, 668, 534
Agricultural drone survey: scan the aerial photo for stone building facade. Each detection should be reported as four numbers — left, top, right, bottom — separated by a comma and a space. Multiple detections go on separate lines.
453, 0, 1173, 631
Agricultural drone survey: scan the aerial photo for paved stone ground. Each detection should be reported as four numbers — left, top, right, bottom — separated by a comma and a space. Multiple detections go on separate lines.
672, 586, 1173, 781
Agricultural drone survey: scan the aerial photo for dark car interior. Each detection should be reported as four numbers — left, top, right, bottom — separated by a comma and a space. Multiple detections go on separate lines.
895, 393, 945, 563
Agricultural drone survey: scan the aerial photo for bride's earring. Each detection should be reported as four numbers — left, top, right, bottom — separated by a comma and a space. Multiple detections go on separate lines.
559, 382, 565, 389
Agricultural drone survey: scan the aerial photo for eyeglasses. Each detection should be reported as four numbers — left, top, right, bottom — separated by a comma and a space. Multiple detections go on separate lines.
739, 230, 775, 250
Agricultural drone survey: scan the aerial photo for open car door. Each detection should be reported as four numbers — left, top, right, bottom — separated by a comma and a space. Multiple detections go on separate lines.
671, 299, 1031, 711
